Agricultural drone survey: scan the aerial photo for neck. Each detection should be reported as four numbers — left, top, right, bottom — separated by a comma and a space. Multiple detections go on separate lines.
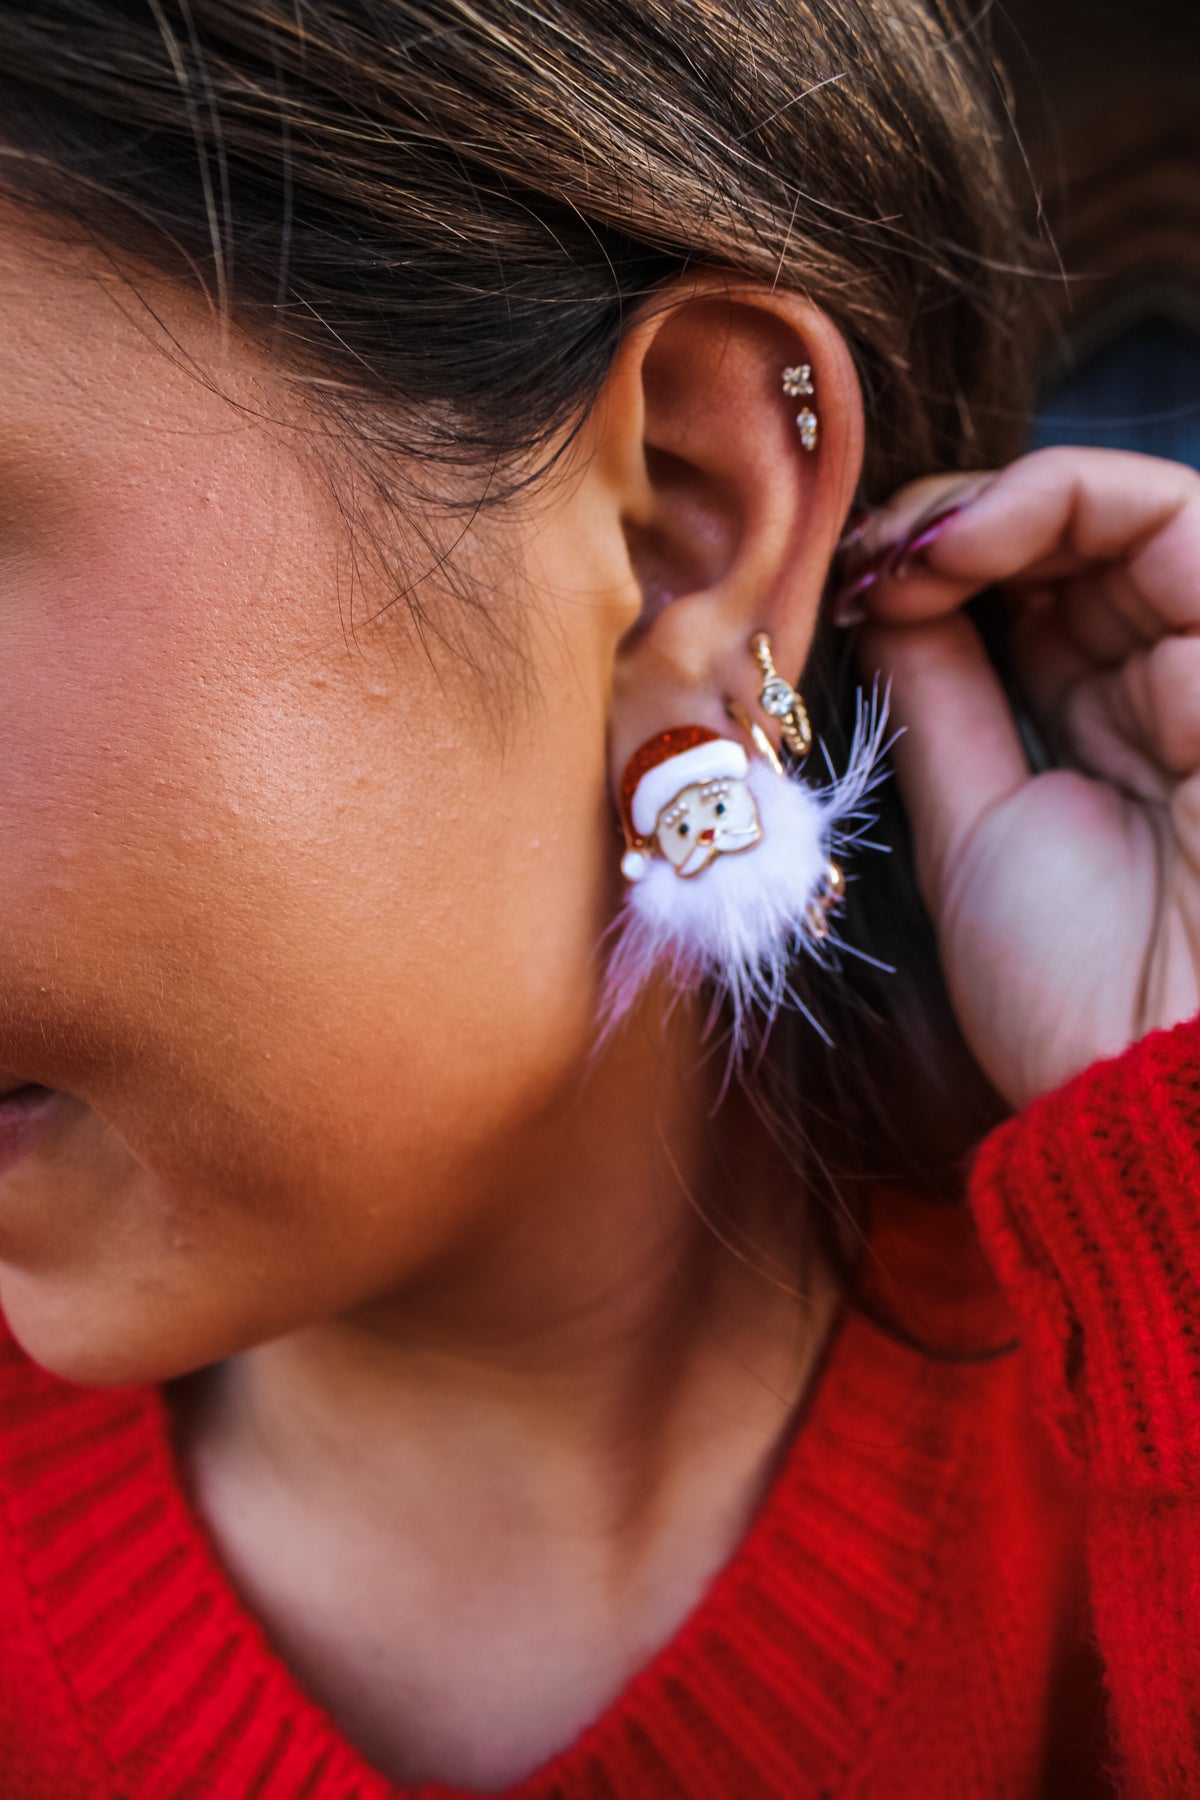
173, 1005, 834, 1558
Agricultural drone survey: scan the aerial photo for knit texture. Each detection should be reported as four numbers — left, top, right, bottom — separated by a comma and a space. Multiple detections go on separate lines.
3, 1013, 1200, 1797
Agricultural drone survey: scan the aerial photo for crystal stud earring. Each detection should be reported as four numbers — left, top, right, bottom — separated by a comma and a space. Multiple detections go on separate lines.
781, 364, 818, 452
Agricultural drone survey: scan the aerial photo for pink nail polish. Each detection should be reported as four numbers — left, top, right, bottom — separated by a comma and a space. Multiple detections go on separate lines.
890, 500, 970, 578
827, 490, 977, 624
835, 505, 876, 555
827, 561, 883, 625
831, 593, 868, 629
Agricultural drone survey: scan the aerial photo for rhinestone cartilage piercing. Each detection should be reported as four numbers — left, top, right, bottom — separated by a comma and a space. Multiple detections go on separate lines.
750, 630, 812, 759
781, 365, 818, 452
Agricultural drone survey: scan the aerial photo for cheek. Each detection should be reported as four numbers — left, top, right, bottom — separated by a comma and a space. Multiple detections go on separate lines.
0, 500, 612, 1378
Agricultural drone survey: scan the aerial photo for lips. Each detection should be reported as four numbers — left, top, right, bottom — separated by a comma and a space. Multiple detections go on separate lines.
0, 1083, 63, 1179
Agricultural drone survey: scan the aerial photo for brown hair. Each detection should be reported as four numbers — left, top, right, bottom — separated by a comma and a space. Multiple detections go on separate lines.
0, 0, 1036, 1271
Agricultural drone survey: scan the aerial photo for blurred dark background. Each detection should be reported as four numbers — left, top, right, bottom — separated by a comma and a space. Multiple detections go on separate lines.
998, 0, 1200, 464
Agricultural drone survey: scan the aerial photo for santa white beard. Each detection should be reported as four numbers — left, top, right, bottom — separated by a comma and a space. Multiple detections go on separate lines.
676, 819, 759, 878
599, 688, 891, 1058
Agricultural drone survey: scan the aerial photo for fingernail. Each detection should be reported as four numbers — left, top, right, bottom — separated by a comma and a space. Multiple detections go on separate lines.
829, 564, 882, 627
831, 593, 868, 629
827, 541, 893, 625
890, 500, 969, 578
828, 488, 980, 625
835, 504, 876, 554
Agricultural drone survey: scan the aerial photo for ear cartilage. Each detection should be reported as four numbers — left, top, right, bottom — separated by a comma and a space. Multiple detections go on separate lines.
781, 365, 818, 451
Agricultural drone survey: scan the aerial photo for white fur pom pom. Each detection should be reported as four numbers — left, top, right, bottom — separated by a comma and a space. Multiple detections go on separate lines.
600, 686, 892, 1055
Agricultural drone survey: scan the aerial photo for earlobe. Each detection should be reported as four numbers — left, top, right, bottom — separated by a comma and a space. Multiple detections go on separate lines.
601, 623, 891, 1059
589, 277, 882, 1056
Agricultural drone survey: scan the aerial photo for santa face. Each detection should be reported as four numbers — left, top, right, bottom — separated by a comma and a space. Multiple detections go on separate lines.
654, 775, 762, 878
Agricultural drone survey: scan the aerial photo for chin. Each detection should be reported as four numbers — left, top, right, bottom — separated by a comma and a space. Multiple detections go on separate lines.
0, 1267, 216, 1390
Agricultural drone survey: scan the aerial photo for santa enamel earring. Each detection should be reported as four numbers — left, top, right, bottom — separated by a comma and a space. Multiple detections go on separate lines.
602, 633, 889, 1055
617, 727, 762, 885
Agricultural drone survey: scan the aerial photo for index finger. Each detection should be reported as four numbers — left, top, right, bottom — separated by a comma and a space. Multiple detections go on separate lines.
853, 447, 1200, 636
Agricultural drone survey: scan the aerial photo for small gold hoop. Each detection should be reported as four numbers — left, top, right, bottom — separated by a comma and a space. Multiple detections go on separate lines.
723, 698, 784, 776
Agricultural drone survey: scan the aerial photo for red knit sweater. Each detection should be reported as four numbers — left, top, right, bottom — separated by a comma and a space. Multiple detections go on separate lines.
2, 1015, 1200, 1800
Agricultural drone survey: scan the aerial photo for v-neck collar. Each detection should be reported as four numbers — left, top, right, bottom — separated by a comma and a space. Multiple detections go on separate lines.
0, 1219, 991, 1798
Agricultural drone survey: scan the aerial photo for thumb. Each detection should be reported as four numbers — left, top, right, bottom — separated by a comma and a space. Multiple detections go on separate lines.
860, 613, 1030, 916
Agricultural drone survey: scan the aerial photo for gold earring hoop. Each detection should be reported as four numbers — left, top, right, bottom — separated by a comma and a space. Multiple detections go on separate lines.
724, 697, 784, 776
749, 631, 812, 759
782, 365, 818, 452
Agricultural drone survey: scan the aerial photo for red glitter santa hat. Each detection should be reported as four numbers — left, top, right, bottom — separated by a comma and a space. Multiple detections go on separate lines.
619, 726, 750, 842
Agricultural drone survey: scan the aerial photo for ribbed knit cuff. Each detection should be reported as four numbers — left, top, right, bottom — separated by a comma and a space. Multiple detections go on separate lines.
968, 1014, 1200, 1492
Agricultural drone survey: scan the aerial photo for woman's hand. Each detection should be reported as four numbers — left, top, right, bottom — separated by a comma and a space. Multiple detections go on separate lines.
842, 447, 1200, 1110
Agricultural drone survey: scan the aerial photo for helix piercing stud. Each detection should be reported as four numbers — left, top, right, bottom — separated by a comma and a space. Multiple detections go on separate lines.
781, 364, 818, 452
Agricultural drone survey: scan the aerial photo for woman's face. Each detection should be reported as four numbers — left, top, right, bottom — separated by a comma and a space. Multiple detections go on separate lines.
0, 214, 639, 1382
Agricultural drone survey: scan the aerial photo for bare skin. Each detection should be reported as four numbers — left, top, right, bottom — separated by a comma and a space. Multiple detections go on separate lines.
0, 216, 852, 1785
3, 202, 1200, 1788
857, 450, 1200, 1108
169, 1110, 836, 1785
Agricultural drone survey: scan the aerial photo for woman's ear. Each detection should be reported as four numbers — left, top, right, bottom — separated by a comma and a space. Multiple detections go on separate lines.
588, 274, 865, 782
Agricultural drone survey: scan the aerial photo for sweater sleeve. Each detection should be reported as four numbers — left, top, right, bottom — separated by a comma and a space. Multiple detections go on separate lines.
967, 1012, 1200, 1798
